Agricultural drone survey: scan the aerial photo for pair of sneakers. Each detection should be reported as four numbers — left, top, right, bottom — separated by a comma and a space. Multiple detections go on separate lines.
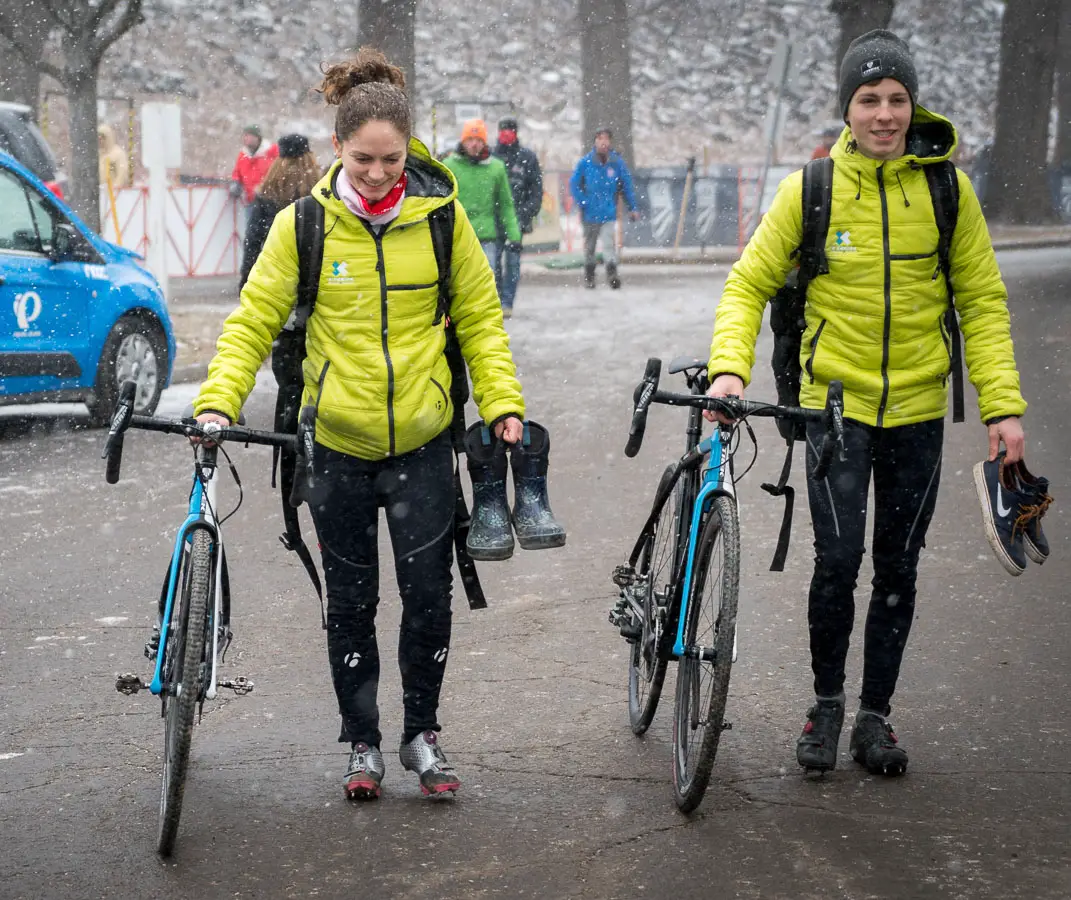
974, 451, 1052, 576
797, 696, 908, 777
344, 731, 461, 801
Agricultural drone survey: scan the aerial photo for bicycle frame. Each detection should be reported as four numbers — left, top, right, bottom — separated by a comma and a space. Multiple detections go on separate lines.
149, 448, 224, 701
672, 431, 734, 659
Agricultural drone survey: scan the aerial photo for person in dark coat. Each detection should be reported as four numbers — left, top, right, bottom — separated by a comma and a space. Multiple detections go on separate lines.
492, 116, 543, 316
239, 134, 320, 287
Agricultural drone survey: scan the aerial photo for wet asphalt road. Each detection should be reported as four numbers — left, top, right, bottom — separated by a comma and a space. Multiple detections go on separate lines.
1, 249, 1070, 899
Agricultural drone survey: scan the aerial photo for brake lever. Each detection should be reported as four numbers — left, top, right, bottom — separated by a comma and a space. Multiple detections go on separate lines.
297, 405, 317, 484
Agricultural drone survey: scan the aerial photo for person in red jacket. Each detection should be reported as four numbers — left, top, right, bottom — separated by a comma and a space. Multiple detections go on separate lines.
230, 125, 278, 211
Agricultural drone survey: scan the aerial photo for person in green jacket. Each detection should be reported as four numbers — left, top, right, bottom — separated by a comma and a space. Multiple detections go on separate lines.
193, 49, 525, 801
705, 30, 1028, 777
444, 119, 522, 317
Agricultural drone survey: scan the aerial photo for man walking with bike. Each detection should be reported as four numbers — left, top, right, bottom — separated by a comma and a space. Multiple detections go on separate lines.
704, 30, 1028, 776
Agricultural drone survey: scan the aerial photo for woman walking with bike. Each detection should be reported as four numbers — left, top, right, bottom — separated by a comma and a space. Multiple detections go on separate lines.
704, 30, 1028, 776
193, 48, 525, 800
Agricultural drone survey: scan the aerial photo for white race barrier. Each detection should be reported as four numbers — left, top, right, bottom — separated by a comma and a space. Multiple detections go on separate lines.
100, 185, 243, 278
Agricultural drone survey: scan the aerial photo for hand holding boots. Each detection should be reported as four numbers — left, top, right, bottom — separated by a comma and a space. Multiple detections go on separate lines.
464, 420, 567, 561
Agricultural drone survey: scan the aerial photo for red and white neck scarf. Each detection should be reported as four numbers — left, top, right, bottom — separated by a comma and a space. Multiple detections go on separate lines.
336, 170, 408, 227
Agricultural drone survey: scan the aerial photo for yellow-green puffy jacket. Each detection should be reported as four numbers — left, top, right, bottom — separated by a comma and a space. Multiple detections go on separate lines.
194, 137, 525, 459
708, 107, 1026, 427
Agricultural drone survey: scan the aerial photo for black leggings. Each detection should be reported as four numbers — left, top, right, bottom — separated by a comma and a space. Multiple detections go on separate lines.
804, 417, 943, 714
309, 431, 455, 748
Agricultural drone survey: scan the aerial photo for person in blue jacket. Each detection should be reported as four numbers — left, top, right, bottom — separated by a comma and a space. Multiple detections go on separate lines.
569, 127, 639, 289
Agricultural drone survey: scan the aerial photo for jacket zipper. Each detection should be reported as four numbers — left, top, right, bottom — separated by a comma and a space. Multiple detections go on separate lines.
430, 376, 449, 409
876, 166, 892, 427
367, 226, 396, 456
805, 319, 827, 383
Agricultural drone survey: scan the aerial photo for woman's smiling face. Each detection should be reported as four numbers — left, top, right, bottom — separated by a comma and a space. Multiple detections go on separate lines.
333, 119, 408, 202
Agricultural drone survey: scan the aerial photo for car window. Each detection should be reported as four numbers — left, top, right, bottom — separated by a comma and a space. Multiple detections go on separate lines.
0, 167, 45, 254
0, 114, 53, 182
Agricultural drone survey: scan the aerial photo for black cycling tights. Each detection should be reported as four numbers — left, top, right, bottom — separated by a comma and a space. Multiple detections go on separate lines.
310, 431, 455, 748
804, 416, 943, 714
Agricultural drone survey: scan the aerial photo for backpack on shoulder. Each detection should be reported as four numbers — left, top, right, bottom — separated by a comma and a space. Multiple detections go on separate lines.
271, 195, 488, 618
761, 155, 962, 571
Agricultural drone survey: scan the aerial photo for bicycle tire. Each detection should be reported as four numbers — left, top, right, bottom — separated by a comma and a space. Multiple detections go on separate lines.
628, 465, 689, 734
671, 493, 740, 812
157, 528, 213, 857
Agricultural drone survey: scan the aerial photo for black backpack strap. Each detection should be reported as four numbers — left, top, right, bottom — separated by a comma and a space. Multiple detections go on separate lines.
925, 160, 964, 423
762, 157, 834, 572
797, 156, 834, 287
277, 196, 326, 626
428, 202, 455, 327
428, 201, 487, 611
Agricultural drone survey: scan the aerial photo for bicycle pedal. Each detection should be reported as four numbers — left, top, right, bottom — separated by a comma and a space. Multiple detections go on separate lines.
115, 673, 147, 695
218, 676, 254, 695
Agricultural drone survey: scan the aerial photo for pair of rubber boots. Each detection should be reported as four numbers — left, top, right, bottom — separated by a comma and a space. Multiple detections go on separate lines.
463, 420, 567, 561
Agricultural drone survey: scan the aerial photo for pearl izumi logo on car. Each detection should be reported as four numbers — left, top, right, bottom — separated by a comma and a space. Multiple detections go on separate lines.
328, 260, 354, 285
13, 291, 42, 337
861, 58, 882, 79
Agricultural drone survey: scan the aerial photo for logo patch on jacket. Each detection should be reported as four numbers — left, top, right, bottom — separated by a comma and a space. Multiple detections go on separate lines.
328, 260, 354, 284
831, 230, 856, 253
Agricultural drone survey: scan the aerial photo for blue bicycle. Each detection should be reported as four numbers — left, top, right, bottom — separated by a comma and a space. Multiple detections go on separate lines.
104, 381, 312, 856
610, 357, 844, 811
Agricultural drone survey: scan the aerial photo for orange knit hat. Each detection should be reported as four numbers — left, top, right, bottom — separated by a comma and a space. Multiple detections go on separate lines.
460, 119, 488, 143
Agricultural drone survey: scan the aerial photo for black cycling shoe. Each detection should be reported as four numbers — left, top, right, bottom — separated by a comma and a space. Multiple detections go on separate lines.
796, 696, 845, 772
850, 712, 909, 776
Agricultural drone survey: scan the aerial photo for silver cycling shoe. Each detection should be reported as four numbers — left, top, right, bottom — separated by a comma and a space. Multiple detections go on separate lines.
344, 742, 385, 800
399, 731, 461, 798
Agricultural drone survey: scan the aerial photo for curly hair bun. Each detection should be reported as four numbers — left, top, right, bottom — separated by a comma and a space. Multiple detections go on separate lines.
320, 47, 406, 106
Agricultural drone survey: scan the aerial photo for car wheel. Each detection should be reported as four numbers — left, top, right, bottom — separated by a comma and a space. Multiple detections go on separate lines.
86, 315, 168, 426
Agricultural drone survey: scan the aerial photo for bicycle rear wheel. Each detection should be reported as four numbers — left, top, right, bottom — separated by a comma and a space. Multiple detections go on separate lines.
628, 465, 690, 734
671, 493, 740, 812
157, 528, 213, 856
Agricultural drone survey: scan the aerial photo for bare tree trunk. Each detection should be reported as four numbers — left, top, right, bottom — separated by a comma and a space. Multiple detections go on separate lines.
66, 53, 100, 228
579, 0, 634, 168
0, 13, 49, 116
1054, 0, 1071, 169
358, 0, 417, 110
830, 0, 896, 75
985, 0, 1062, 224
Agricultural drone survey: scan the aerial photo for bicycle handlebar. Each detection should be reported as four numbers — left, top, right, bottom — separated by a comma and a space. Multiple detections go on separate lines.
102, 380, 306, 485
623, 357, 847, 479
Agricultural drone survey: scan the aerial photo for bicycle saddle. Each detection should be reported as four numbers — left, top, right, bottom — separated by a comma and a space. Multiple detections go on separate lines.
667, 356, 708, 376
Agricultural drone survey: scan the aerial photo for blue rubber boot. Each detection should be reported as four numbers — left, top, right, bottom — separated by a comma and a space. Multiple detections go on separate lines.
509, 421, 567, 551
463, 424, 515, 561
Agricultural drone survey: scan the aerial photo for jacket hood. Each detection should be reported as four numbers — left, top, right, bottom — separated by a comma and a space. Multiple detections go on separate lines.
314, 135, 457, 223
98, 124, 118, 152
831, 103, 958, 167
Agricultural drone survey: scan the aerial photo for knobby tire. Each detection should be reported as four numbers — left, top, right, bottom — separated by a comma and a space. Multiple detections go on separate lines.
628, 466, 688, 734
157, 528, 212, 856
671, 493, 740, 813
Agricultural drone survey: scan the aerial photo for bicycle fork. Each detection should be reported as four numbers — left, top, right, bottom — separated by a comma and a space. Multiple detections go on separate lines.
115, 464, 254, 701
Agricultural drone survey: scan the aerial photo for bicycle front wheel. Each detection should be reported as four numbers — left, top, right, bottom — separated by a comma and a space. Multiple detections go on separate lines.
628, 466, 687, 734
157, 528, 213, 857
671, 493, 740, 812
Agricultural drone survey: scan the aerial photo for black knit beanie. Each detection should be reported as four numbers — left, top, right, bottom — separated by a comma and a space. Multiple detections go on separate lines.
838, 29, 918, 119
277, 134, 310, 159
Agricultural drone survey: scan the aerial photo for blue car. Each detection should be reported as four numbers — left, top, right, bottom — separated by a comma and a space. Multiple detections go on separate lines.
0, 150, 174, 424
